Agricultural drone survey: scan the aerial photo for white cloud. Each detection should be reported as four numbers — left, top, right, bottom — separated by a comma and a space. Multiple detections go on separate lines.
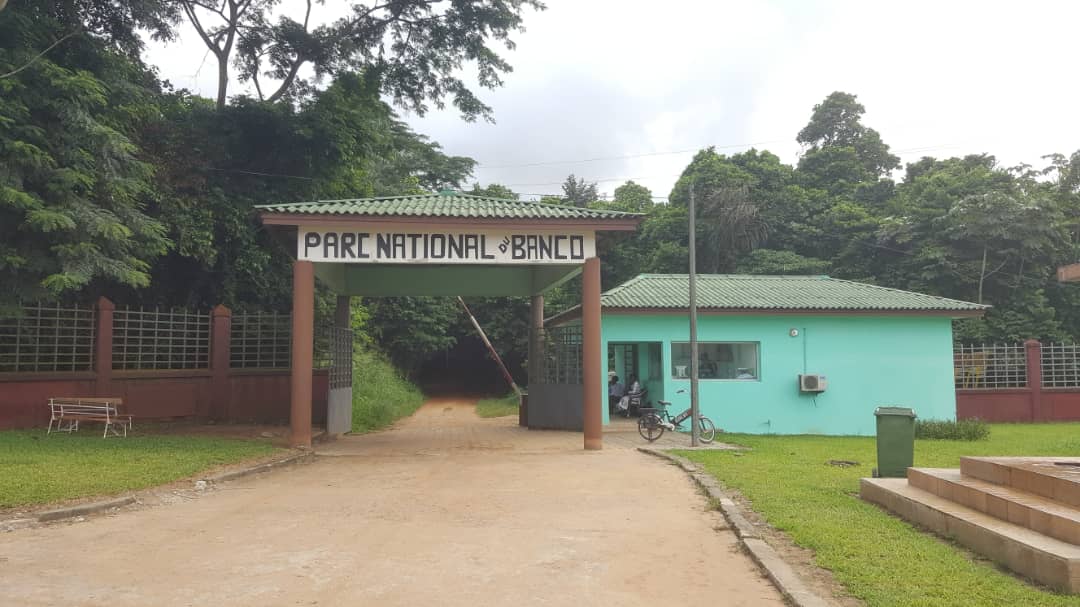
144, 0, 1080, 198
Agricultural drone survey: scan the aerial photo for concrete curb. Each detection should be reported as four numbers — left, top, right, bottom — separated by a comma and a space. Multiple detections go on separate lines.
639, 447, 836, 607
37, 496, 137, 522
198, 450, 315, 485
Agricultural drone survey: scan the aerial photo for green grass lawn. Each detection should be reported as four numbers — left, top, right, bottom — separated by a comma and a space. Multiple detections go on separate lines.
679, 424, 1080, 607
475, 393, 520, 418
0, 430, 277, 509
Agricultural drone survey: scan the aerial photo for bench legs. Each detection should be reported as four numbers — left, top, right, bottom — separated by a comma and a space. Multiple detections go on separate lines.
47, 417, 132, 438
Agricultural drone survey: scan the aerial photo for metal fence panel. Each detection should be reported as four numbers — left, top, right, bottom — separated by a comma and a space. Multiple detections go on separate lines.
0, 304, 95, 373
231, 312, 291, 369
1041, 342, 1080, 388
535, 326, 583, 385
328, 327, 354, 389
953, 343, 1027, 389
113, 307, 210, 370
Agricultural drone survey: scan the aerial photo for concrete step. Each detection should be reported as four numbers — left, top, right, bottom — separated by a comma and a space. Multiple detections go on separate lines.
908, 468, 1080, 546
861, 477, 1080, 593
961, 456, 1080, 509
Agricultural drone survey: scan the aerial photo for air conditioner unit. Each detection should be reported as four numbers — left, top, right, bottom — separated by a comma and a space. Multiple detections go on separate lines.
799, 374, 827, 393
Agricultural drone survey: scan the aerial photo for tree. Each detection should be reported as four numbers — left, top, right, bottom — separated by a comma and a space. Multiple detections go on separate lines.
178, 0, 544, 113
696, 185, 767, 273
0, 3, 170, 307
470, 183, 518, 199
610, 180, 653, 211
797, 92, 899, 192
560, 174, 598, 207
737, 250, 829, 275
364, 297, 458, 374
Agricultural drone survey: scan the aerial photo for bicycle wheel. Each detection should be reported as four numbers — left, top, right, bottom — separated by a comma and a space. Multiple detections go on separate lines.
638, 413, 665, 442
697, 416, 716, 444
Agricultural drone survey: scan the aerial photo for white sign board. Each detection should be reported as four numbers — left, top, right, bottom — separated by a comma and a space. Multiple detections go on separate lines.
298, 226, 595, 264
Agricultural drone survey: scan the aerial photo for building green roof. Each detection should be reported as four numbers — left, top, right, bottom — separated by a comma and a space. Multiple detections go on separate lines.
255, 192, 642, 221
599, 274, 987, 314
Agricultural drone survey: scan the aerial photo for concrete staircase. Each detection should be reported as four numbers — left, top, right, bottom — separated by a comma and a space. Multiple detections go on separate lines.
861, 457, 1080, 593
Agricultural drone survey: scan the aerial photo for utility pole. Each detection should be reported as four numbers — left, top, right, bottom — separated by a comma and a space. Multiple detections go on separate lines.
689, 184, 700, 447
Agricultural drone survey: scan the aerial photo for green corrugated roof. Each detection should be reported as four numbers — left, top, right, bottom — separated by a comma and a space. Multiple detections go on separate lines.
600, 274, 987, 313
255, 192, 642, 221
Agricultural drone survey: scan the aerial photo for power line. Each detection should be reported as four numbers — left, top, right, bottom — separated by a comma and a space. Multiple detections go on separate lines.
203, 167, 315, 181
475, 140, 789, 169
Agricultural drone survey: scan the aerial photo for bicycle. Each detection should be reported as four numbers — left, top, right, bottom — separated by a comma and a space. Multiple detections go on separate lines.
637, 389, 716, 443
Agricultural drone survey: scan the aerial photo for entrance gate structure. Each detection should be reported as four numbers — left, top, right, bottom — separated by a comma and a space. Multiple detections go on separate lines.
256, 192, 641, 450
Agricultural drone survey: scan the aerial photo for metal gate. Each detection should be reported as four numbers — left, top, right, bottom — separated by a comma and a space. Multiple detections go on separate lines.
527, 325, 584, 430
326, 326, 353, 434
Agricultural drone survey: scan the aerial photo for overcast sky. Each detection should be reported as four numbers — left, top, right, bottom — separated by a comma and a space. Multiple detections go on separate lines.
145, 0, 1080, 200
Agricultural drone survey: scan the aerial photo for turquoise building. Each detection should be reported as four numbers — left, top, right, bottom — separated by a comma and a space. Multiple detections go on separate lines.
549, 274, 986, 436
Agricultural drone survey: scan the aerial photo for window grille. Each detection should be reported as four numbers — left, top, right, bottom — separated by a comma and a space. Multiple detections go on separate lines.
953, 343, 1026, 389
113, 307, 210, 370
0, 304, 95, 373
536, 326, 583, 385
1041, 343, 1080, 388
231, 312, 291, 369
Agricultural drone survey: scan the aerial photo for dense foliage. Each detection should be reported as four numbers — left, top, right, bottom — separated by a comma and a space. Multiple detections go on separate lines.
2, 0, 1079, 387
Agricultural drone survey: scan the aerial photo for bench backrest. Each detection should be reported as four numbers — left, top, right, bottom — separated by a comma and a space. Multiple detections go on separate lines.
49, 398, 124, 416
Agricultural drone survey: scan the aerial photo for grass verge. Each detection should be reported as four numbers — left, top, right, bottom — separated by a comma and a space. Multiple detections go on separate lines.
351, 348, 425, 433
679, 423, 1080, 607
476, 393, 520, 418
0, 431, 276, 509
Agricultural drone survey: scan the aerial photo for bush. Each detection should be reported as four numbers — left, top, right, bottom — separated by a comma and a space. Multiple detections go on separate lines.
915, 418, 990, 441
351, 348, 425, 433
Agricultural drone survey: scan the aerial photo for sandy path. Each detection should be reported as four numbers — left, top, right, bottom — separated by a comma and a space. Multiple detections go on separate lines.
0, 398, 783, 606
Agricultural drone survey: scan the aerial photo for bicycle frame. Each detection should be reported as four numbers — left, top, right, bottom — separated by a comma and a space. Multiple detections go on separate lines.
655, 402, 694, 428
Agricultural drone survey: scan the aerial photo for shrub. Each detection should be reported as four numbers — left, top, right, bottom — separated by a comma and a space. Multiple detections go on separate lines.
350, 347, 425, 433
915, 418, 990, 441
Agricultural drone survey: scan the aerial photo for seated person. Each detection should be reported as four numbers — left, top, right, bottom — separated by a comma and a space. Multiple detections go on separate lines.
608, 374, 625, 413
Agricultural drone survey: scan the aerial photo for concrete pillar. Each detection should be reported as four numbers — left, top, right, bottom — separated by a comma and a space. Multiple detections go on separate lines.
526, 294, 544, 427
528, 294, 544, 382
290, 260, 315, 447
93, 297, 114, 397
582, 257, 602, 450
1025, 339, 1043, 422
209, 304, 232, 420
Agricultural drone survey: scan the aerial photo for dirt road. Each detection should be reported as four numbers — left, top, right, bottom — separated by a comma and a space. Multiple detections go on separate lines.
0, 399, 783, 606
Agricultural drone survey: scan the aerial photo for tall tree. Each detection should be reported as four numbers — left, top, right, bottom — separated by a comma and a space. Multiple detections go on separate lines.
0, 2, 171, 308
560, 174, 598, 207
610, 180, 653, 211
797, 92, 900, 194
177, 0, 544, 112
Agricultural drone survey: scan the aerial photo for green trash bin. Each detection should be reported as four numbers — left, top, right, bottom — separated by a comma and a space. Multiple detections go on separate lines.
873, 406, 916, 478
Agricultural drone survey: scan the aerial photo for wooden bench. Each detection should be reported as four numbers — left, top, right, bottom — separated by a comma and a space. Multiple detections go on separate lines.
47, 397, 132, 438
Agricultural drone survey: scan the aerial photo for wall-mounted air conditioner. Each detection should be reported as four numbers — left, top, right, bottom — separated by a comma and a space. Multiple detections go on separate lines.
799, 374, 827, 393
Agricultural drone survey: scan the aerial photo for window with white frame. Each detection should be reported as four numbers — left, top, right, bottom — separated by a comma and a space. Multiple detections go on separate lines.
671, 342, 759, 380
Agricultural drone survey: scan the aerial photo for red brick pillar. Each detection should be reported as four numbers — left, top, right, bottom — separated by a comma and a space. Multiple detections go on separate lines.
94, 297, 114, 397
582, 257, 602, 450
1025, 339, 1043, 422
210, 305, 232, 420
291, 260, 315, 447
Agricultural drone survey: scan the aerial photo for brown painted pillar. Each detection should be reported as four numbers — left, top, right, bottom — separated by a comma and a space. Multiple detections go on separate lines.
94, 297, 114, 397
582, 257, 602, 450
209, 305, 232, 420
291, 260, 315, 447
526, 294, 544, 427
334, 295, 351, 328
1025, 339, 1043, 422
